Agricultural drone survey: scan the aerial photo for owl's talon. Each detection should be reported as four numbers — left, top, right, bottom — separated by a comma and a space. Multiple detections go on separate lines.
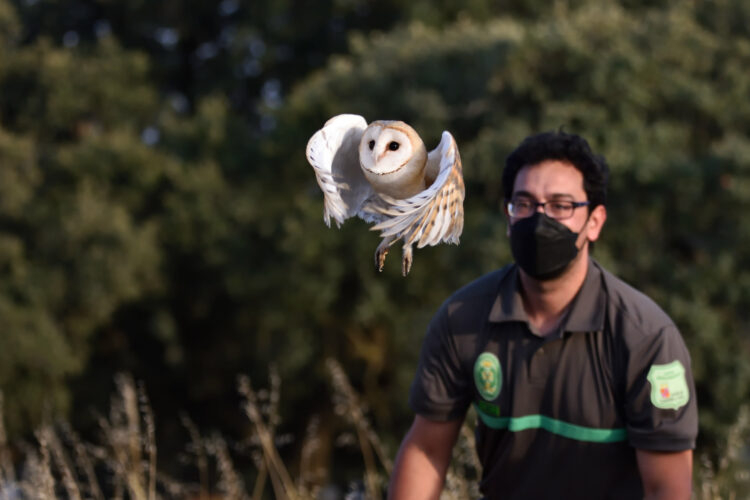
375, 236, 396, 272
401, 247, 413, 276
375, 247, 389, 272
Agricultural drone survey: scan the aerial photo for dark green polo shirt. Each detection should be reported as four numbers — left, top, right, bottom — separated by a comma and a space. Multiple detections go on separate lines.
409, 260, 698, 499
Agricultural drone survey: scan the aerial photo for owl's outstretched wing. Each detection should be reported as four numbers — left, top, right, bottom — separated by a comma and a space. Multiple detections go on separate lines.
365, 131, 465, 248
305, 114, 376, 227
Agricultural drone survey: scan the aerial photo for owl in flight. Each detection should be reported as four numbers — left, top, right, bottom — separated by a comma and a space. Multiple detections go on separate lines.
305, 114, 465, 276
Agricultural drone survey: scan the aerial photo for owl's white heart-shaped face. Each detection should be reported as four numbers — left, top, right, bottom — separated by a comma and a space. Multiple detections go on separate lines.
358, 123, 416, 175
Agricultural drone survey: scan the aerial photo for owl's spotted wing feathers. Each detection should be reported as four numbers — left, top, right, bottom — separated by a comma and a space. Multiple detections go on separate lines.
305, 114, 375, 227
366, 131, 464, 249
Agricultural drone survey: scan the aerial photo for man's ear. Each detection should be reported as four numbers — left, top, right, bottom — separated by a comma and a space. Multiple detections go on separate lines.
585, 204, 607, 242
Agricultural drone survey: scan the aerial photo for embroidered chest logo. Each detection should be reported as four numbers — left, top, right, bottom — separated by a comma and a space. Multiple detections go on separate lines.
474, 352, 502, 401
647, 360, 689, 410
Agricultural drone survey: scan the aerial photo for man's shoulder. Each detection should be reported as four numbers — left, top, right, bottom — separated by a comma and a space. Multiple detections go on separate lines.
430, 265, 513, 336
596, 262, 676, 334
435, 264, 514, 323
447, 264, 514, 305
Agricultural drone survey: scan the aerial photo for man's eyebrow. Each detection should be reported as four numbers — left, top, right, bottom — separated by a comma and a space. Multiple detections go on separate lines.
511, 190, 576, 200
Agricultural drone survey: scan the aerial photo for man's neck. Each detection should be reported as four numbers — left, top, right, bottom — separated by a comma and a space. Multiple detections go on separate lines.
518, 252, 590, 336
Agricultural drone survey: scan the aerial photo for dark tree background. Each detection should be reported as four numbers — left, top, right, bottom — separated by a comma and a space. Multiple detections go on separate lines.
1, 0, 749, 493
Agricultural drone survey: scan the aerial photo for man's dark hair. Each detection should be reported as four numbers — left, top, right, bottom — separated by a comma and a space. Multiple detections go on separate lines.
502, 131, 610, 209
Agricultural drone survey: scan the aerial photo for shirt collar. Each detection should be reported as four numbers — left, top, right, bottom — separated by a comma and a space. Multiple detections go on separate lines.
487, 264, 527, 323
487, 259, 606, 333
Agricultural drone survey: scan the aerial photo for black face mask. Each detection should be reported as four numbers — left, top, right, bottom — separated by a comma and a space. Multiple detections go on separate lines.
509, 212, 584, 281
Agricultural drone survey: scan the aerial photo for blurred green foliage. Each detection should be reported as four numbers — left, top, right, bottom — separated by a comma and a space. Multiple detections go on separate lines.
0, 0, 749, 492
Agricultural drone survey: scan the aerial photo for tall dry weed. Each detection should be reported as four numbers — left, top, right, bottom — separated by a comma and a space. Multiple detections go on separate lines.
20, 439, 56, 499
205, 434, 249, 500
98, 373, 149, 499
697, 404, 750, 500
441, 410, 482, 500
180, 414, 209, 500
39, 425, 82, 500
58, 421, 105, 500
327, 358, 391, 499
238, 371, 301, 500
0, 392, 16, 498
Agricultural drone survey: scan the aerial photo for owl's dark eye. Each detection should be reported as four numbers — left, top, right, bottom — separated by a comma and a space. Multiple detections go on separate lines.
368, 140, 375, 150
388, 141, 400, 151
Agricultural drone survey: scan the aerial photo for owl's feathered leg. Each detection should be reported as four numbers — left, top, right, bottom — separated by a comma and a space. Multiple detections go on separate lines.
401, 245, 413, 277
374, 235, 397, 272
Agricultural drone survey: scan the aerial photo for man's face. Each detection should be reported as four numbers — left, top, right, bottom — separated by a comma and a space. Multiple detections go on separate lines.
507, 159, 606, 245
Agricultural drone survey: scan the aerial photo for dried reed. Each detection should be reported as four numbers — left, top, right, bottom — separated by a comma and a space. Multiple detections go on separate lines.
58, 421, 105, 500
180, 414, 209, 500
441, 411, 481, 500
326, 358, 391, 499
27, 429, 56, 499
205, 434, 248, 500
137, 382, 157, 500
299, 415, 325, 497
238, 373, 301, 500
697, 404, 750, 499
0, 392, 16, 497
40, 425, 82, 500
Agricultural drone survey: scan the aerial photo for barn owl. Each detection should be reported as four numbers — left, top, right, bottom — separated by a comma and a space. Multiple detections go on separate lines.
305, 114, 465, 276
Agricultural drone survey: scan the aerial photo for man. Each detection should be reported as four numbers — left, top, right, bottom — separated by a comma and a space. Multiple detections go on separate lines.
388, 132, 698, 499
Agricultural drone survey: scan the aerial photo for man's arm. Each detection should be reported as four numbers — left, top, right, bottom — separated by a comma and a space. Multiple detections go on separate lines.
388, 415, 463, 500
636, 449, 693, 500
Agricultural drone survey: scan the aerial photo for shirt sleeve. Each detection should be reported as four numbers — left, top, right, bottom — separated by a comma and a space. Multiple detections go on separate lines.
408, 301, 472, 421
624, 324, 698, 451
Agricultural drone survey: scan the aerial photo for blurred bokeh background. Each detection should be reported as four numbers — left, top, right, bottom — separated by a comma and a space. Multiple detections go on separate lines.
0, 0, 749, 497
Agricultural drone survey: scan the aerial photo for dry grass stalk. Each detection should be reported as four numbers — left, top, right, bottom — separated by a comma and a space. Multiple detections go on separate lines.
119, 374, 147, 500
298, 415, 325, 497
29, 429, 57, 499
58, 421, 105, 500
98, 374, 150, 500
97, 416, 126, 500
41, 425, 82, 500
441, 415, 481, 500
155, 471, 192, 499
205, 434, 248, 500
250, 460, 268, 500
121, 375, 146, 499
238, 374, 301, 500
326, 358, 391, 499
697, 405, 750, 500
137, 382, 157, 500
249, 367, 281, 500
181, 414, 209, 500
0, 392, 16, 496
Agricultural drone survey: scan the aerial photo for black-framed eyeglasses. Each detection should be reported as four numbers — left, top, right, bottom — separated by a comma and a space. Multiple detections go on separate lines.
506, 197, 590, 220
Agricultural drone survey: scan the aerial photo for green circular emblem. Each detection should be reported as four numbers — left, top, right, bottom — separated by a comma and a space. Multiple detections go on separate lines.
474, 352, 502, 401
